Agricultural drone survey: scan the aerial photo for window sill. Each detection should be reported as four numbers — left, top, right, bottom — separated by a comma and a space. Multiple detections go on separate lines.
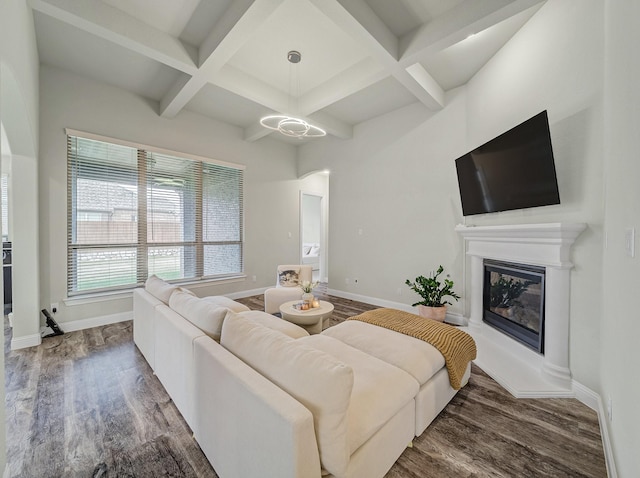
64, 274, 247, 307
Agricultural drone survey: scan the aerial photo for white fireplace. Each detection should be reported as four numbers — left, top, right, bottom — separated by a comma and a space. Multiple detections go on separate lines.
456, 222, 586, 397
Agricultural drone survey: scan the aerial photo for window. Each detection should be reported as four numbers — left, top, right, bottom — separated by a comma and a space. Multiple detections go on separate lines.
67, 132, 244, 296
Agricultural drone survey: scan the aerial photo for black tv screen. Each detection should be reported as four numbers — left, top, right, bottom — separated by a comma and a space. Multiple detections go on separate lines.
455, 111, 560, 216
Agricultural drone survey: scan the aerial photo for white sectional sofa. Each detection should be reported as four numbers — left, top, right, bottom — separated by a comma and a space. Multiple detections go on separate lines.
133, 275, 472, 478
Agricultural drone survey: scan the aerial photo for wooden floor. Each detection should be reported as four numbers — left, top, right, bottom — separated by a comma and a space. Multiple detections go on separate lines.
5, 290, 607, 478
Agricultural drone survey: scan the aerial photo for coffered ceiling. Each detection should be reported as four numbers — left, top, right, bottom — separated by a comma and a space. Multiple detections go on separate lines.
30, 0, 545, 143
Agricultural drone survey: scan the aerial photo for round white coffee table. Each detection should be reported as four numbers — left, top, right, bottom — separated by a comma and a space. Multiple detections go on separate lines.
279, 300, 334, 335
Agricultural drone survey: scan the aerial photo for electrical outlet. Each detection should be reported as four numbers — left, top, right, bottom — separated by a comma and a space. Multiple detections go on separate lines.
345, 278, 350, 285
51, 302, 59, 314
396, 287, 402, 296
251, 275, 257, 282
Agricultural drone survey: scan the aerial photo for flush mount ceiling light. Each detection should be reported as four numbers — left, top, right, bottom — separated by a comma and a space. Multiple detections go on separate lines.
260, 51, 326, 139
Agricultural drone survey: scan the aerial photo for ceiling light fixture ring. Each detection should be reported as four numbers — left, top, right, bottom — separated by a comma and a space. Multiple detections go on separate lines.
259, 50, 327, 139
260, 115, 326, 138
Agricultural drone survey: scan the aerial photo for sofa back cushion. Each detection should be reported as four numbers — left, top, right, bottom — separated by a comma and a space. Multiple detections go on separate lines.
221, 314, 353, 477
145, 274, 177, 304
201, 295, 250, 313
169, 289, 228, 341
228, 310, 309, 339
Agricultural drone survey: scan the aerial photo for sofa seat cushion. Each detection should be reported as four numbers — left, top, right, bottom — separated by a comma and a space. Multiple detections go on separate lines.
201, 295, 250, 313
145, 274, 177, 304
233, 310, 309, 339
299, 334, 418, 455
322, 320, 445, 386
169, 289, 228, 341
221, 314, 353, 477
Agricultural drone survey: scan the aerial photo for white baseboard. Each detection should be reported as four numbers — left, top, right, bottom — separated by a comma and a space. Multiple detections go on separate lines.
572, 379, 599, 411
54, 311, 133, 333
594, 394, 618, 478
327, 288, 418, 312
11, 333, 41, 350
326, 289, 467, 325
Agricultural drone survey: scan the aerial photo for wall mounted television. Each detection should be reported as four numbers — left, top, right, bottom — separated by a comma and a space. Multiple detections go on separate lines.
455, 111, 560, 216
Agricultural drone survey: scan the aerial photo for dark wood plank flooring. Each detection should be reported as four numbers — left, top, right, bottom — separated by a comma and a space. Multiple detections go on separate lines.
5, 289, 606, 477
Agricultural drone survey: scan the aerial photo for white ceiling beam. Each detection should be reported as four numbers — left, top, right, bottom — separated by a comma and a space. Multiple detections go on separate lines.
307, 111, 353, 139
400, 0, 546, 64
309, 0, 398, 65
404, 63, 444, 109
198, 0, 280, 67
299, 58, 388, 114
29, 0, 197, 74
310, 0, 444, 111
160, 0, 283, 118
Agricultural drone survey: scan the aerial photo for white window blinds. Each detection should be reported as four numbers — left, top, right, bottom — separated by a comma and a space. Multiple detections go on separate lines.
67, 133, 244, 296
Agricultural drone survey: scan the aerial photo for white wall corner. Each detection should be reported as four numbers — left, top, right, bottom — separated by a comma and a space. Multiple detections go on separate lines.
10, 333, 41, 350
572, 380, 617, 478
596, 395, 619, 478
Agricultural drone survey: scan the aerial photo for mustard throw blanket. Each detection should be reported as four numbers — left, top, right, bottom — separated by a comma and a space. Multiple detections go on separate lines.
348, 308, 477, 390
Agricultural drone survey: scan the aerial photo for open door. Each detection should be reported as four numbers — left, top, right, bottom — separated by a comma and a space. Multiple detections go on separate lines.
300, 192, 324, 282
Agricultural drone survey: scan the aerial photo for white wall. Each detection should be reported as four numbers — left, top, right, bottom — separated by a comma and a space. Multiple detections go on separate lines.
0, 0, 42, 470
465, 0, 605, 392
601, 0, 640, 475
300, 0, 604, 392
300, 93, 465, 306
39, 65, 305, 323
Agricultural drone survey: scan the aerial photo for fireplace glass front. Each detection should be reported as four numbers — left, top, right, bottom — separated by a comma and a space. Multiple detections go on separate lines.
483, 260, 545, 353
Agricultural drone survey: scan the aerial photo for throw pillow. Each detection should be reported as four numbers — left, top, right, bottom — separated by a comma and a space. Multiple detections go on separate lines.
228, 310, 309, 339
278, 269, 300, 287
201, 295, 250, 313
145, 274, 177, 304
169, 289, 229, 341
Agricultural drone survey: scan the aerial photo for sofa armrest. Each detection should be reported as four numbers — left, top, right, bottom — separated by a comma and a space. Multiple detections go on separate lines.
154, 306, 206, 430
133, 288, 163, 370
192, 337, 321, 478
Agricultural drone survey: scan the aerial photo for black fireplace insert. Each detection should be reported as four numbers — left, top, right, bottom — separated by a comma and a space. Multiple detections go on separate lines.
483, 260, 545, 353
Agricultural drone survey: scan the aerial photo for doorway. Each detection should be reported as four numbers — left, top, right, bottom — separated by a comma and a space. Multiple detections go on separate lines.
300, 192, 324, 283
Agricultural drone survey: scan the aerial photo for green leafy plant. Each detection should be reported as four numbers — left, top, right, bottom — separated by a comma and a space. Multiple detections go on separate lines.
489, 276, 534, 309
405, 265, 460, 307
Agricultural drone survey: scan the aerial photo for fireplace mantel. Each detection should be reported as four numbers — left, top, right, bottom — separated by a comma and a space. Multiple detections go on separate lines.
456, 222, 586, 396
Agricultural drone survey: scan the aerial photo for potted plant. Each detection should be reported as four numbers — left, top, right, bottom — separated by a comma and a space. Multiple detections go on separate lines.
299, 280, 319, 303
489, 276, 534, 316
405, 265, 460, 321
